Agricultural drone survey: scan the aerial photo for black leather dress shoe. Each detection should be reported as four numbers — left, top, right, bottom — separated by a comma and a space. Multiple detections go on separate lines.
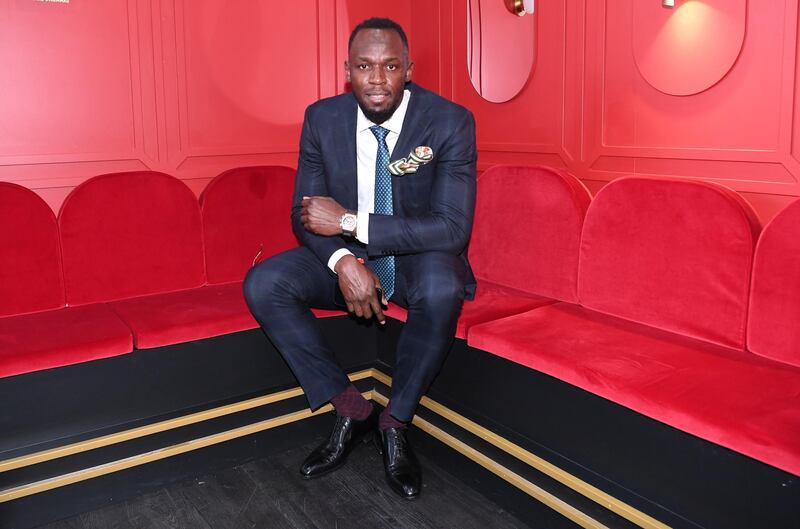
300, 404, 377, 479
377, 427, 421, 500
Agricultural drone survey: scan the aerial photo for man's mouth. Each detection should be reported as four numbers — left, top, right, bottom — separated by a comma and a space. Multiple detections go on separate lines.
366, 92, 390, 105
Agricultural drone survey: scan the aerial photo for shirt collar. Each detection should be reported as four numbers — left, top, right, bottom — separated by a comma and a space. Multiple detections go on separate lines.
356, 89, 411, 135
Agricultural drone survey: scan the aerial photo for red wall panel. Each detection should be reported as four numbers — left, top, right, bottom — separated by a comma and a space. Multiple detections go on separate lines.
0, 0, 151, 210
437, 0, 800, 222
452, 0, 563, 161
1, 0, 799, 223
0, 1, 135, 158
593, 0, 785, 159
0, 0, 343, 212
0, 0, 420, 213
178, 2, 318, 152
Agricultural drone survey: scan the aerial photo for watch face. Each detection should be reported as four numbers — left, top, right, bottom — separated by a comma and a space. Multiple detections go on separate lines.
342, 214, 357, 231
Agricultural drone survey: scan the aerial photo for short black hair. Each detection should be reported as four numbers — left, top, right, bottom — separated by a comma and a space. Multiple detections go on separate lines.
348, 17, 409, 55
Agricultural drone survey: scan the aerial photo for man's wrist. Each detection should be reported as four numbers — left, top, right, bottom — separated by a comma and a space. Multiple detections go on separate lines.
328, 248, 354, 273
340, 210, 358, 237
333, 253, 360, 275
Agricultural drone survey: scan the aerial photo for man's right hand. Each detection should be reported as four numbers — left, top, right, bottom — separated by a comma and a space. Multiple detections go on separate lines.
334, 255, 387, 324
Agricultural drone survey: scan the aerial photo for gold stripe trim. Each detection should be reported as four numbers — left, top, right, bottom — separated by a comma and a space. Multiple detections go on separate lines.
372, 369, 670, 529
2, 368, 670, 529
0, 369, 373, 473
371, 390, 609, 529
0, 391, 374, 503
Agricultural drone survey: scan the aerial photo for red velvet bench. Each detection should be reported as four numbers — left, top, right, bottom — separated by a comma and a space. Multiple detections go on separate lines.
0, 168, 342, 375
462, 177, 799, 528
1, 168, 798, 529
0, 164, 592, 375
0, 182, 132, 378
0, 168, 369, 529
469, 177, 800, 476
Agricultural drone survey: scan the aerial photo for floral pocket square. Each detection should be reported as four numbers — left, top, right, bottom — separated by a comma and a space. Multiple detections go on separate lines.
388, 146, 434, 176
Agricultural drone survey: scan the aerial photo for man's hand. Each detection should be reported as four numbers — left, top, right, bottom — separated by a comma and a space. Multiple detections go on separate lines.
301, 196, 347, 236
334, 255, 387, 324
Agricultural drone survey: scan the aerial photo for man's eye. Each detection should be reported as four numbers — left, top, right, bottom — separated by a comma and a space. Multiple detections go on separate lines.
386, 65, 397, 71
358, 64, 370, 70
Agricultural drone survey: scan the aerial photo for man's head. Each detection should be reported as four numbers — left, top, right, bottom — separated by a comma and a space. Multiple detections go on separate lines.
346, 18, 414, 124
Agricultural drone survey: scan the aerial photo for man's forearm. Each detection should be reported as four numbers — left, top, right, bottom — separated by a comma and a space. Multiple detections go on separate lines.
366, 212, 473, 256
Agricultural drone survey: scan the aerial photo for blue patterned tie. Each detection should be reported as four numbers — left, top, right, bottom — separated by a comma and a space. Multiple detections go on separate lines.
369, 125, 395, 300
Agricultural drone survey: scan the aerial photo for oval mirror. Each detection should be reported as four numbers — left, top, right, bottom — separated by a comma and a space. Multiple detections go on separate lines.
467, 0, 537, 103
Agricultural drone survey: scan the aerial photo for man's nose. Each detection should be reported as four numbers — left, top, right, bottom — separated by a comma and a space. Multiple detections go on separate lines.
369, 68, 386, 84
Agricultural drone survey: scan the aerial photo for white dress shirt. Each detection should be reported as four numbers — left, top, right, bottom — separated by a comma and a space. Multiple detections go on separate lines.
327, 89, 412, 272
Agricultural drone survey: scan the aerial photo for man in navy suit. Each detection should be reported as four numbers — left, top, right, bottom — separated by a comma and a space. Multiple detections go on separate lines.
244, 17, 476, 500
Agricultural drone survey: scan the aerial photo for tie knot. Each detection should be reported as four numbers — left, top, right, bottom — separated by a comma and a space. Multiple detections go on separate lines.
370, 125, 389, 142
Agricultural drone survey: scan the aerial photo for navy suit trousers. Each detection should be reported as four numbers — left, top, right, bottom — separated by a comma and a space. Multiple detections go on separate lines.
243, 246, 466, 422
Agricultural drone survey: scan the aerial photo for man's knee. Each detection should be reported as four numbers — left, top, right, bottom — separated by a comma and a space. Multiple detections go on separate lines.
407, 253, 466, 313
417, 273, 465, 309
243, 258, 294, 310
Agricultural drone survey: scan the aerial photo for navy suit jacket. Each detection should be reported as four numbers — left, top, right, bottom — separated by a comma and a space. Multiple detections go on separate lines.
291, 82, 477, 300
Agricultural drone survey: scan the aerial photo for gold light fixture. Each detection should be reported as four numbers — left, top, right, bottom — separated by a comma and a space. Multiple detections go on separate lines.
504, 0, 535, 17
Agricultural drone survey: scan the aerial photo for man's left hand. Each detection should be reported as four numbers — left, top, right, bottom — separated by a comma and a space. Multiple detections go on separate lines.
300, 196, 347, 236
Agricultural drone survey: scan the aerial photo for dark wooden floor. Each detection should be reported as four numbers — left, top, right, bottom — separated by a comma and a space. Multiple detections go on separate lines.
37, 435, 539, 529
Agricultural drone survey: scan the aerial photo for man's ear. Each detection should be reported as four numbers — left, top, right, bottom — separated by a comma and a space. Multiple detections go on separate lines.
405, 61, 415, 83
344, 61, 351, 83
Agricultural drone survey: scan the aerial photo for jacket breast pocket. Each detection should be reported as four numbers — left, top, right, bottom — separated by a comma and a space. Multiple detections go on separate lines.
396, 159, 435, 182
394, 161, 435, 212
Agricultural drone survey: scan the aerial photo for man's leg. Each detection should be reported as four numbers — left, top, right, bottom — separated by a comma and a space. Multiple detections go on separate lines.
375, 251, 466, 499
243, 246, 350, 409
389, 251, 467, 421
243, 246, 377, 478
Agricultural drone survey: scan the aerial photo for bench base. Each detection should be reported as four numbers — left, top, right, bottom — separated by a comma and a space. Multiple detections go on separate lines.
2, 317, 798, 529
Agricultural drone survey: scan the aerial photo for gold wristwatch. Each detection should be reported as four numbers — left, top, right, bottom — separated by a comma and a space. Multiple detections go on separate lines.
340, 211, 358, 237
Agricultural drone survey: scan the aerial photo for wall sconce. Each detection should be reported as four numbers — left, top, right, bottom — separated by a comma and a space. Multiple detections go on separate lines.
663, 0, 675, 7
504, 0, 535, 16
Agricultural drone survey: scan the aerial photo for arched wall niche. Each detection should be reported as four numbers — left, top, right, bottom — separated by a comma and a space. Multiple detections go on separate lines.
467, 0, 536, 103
632, 0, 747, 96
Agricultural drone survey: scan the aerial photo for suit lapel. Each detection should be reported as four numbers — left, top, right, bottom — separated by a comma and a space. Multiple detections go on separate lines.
392, 85, 433, 163
333, 95, 359, 210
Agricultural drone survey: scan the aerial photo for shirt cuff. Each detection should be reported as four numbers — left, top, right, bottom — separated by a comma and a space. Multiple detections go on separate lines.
355, 211, 370, 244
327, 248, 354, 274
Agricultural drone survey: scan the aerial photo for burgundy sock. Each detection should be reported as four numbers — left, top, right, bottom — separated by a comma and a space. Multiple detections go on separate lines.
379, 404, 407, 431
330, 384, 372, 420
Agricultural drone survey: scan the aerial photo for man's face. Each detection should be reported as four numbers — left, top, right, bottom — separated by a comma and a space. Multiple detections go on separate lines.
346, 28, 414, 124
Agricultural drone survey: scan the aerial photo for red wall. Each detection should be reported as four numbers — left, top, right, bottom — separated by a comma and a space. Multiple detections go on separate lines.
439, 0, 800, 223
0, 1, 337, 212
1, 1, 798, 222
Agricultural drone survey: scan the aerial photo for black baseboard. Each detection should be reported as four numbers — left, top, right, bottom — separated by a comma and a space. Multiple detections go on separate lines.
378, 322, 799, 529
0, 413, 333, 529
0, 317, 375, 460
3, 315, 798, 529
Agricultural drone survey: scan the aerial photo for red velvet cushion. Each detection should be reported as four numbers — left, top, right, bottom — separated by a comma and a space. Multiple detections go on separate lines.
469, 303, 800, 476
59, 172, 206, 305
468, 165, 591, 302
201, 166, 298, 284
0, 183, 64, 317
458, 282, 554, 338
109, 282, 259, 349
110, 281, 346, 349
384, 304, 409, 323
0, 305, 133, 378
312, 308, 349, 318
748, 199, 800, 367
578, 177, 760, 349
383, 283, 554, 339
